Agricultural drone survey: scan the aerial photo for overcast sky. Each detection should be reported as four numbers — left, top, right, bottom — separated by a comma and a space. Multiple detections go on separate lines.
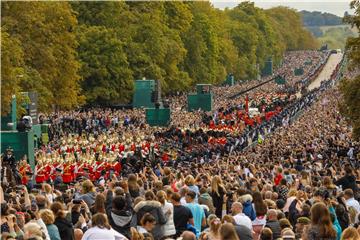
211, 0, 354, 17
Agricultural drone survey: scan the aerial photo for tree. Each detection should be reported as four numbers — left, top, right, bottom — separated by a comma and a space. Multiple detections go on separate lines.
126, 2, 192, 92
266, 7, 319, 50
1, 2, 322, 110
77, 25, 133, 104
1, 2, 83, 111
301, 10, 343, 26
182, 2, 225, 85
340, 0, 360, 140
0, 29, 24, 115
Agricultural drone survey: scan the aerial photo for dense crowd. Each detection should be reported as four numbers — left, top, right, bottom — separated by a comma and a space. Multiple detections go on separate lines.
1, 51, 359, 240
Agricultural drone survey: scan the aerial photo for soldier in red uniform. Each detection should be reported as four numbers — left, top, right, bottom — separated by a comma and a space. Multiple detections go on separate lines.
50, 159, 60, 182
75, 160, 86, 179
113, 160, 121, 176
62, 160, 73, 184
35, 161, 46, 184
44, 161, 52, 182
94, 159, 106, 180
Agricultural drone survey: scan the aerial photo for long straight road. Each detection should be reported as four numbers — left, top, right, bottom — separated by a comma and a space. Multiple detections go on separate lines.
307, 52, 343, 91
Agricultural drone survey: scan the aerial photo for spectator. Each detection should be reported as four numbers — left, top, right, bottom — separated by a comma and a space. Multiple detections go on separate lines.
295, 217, 311, 239
335, 166, 357, 192
231, 202, 252, 230
341, 227, 360, 240
91, 194, 106, 214
265, 209, 282, 239
185, 176, 200, 203
239, 193, 256, 221
50, 202, 74, 240
23, 222, 45, 240
344, 189, 360, 214
221, 215, 252, 240
39, 209, 61, 240
260, 227, 273, 240
185, 191, 206, 235
305, 202, 337, 240
133, 190, 166, 239
219, 222, 239, 240
81, 213, 127, 240
253, 191, 268, 240
171, 192, 194, 237
199, 187, 215, 214
181, 231, 197, 240
281, 228, 296, 240
206, 217, 221, 240
106, 181, 134, 239
210, 176, 226, 218
75, 180, 96, 208
156, 190, 176, 238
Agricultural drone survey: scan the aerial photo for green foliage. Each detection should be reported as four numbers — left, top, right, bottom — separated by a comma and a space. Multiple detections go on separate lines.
307, 26, 324, 37
1, 2, 83, 113
340, 0, 360, 140
1, 2, 319, 112
301, 10, 343, 26
317, 27, 356, 50
1, 29, 24, 115
77, 25, 133, 104
345, 0, 360, 69
265, 7, 319, 51
340, 76, 360, 140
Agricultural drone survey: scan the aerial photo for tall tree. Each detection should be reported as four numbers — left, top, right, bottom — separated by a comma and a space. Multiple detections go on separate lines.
1, 2, 83, 111
77, 25, 133, 104
265, 7, 319, 51
340, 0, 360, 140
182, 2, 225, 85
0, 29, 24, 115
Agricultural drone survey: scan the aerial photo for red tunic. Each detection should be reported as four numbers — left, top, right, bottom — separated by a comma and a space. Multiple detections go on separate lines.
94, 161, 105, 180
63, 164, 73, 183
113, 162, 121, 174
35, 165, 46, 183
50, 163, 58, 181
44, 165, 52, 182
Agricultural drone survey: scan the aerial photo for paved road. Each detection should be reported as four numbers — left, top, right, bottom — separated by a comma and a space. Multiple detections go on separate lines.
307, 53, 343, 91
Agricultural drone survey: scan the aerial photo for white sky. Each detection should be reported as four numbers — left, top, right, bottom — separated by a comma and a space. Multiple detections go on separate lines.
211, 0, 354, 17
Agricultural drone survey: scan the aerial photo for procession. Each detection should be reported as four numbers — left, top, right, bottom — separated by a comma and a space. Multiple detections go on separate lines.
1, 1, 360, 240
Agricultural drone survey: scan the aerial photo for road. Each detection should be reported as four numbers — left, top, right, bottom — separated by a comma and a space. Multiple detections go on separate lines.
307, 52, 343, 91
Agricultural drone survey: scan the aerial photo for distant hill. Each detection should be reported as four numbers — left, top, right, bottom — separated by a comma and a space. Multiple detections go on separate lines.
300, 10, 343, 26
316, 25, 357, 50
299, 11, 358, 49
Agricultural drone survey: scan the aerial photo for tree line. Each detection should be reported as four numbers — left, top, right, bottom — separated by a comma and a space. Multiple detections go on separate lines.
1, 2, 318, 114
340, 0, 360, 140
300, 10, 343, 27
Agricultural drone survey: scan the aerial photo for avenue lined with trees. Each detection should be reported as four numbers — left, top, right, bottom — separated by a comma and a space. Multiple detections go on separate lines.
1, 1, 318, 113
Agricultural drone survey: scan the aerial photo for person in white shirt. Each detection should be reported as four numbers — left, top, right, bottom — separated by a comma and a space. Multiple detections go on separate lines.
82, 213, 128, 240
157, 190, 176, 238
231, 202, 253, 230
344, 189, 360, 214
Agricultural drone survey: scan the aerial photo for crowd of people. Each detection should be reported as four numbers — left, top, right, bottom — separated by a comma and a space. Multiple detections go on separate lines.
1, 50, 359, 240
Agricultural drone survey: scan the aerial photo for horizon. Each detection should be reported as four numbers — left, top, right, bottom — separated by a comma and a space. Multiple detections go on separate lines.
211, 1, 354, 17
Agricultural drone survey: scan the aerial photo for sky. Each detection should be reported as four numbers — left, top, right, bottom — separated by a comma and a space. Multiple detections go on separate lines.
211, 0, 354, 17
